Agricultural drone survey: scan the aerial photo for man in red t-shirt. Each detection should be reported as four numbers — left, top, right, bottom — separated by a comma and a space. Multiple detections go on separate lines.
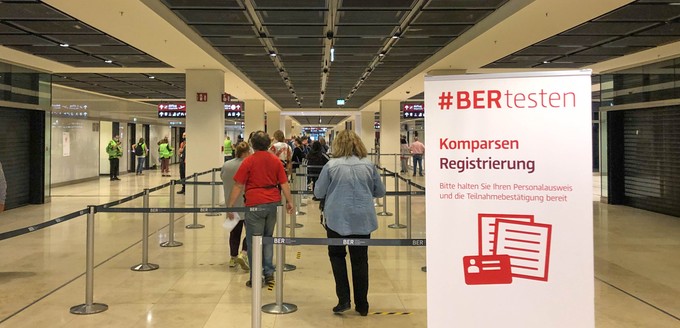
227, 131, 294, 287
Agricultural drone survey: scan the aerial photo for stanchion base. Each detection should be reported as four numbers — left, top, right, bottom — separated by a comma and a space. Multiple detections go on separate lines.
421, 266, 427, 272
388, 224, 407, 229
261, 302, 298, 314
131, 263, 159, 271
374, 202, 382, 207
70, 303, 108, 315
377, 212, 393, 216
283, 263, 297, 272
285, 223, 304, 228
295, 211, 306, 216
205, 213, 222, 217
300, 202, 308, 207
160, 240, 183, 247
185, 224, 205, 229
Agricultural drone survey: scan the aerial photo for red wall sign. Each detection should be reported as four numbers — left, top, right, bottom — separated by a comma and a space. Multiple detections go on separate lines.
196, 93, 208, 102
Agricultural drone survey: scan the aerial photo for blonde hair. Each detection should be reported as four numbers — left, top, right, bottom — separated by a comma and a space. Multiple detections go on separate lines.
235, 141, 251, 158
331, 130, 367, 158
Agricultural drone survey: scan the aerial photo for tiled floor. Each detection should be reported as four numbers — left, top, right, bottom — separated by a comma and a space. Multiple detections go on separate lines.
0, 167, 678, 327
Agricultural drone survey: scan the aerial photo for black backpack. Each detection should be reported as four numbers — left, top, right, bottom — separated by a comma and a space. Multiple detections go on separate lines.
134, 143, 144, 156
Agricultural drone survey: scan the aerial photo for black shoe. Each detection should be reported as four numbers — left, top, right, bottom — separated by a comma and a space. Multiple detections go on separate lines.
356, 308, 368, 316
264, 274, 274, 284
177, 190, 185, 194
332, 302, 351, 313
419, 174, 423, 176
114, 177, 121, 180
413, 174, 416, 176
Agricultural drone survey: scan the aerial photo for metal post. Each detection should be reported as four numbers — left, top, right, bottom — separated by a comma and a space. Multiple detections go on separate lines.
301, 163, 309, 202
132, 189, 159, 271
406, 180, 413, 239
289, 197, 297, 238
252, 234, 263, 328
161, 180, 183, 247
206, 168, 221, 217
388, 176, 405, 229
262, 206, 298, 314
288, 180, 304, 228
294, 167, 306, 216
377, 168, 392, 216
186, 173, 205, 229
282, 200, 296, 271
70, 206, 108, 315
394, 154, 398, 176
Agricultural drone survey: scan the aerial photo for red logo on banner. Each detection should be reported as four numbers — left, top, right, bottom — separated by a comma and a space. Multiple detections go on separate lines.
196, 93, 208, 102
222, 93, 231, 102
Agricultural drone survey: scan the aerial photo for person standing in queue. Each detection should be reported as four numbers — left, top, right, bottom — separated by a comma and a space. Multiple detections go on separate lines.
177, 133, 187, 194
313, 130, 386, 316
399, 136, 409, 174
221, 141, 252, 271
306, 141, 329, 200
226, 131, 294, 287
0, 161, 6, 213
106, 135, 123, 181
409, 136, 425, 177
223, 136, 233, 162
133, 137, 148, 175
158, 137, 173, 177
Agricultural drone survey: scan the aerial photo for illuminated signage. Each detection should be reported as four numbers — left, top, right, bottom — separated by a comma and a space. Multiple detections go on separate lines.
224, 101, 244, 118
401, 101, 424, 118
158, 103, 186, 118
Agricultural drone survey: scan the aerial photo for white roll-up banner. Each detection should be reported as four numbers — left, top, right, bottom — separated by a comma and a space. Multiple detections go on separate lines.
425, 70, 593, 327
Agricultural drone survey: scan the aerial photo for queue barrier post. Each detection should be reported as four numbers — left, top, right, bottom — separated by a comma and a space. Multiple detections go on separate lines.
161, 180, 183, 247
205, 168, 221, 217
388, 175, 406, 229
262, 206, 298, 314
70, 206, 109, 315
377, 167, 393, 216
294, 167, 306, 216
131, 189, 160, 272
282, 199, 296, 271
186, 174, 205, 229
251, 234, 263, 328
301, 163, 309, 202
406, 179, 413, 239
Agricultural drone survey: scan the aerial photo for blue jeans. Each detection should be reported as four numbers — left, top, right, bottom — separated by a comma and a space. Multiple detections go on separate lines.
245, 202, 279, 280
413, 154, 423, 175
136, 156, 145, 174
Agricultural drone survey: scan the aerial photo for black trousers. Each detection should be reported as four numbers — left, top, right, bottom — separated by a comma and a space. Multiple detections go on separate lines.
109, 158, 119, 179
229, 219, 247, 257
179, 162, 186, 190
326, 226, 370, 311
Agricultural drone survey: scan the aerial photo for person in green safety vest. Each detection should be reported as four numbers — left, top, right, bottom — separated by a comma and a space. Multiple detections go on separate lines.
223, 136, 234, 162
158, 137, 173, 177
106, 135, 123, 181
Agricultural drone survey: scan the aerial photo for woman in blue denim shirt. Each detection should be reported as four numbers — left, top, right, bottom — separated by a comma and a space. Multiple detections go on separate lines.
314, 130, 386, 316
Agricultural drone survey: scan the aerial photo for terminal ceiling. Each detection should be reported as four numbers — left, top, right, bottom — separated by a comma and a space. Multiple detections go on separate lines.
2, 0, 680, 122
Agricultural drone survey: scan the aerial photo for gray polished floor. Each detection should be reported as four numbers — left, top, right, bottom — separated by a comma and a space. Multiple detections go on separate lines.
0, 168, 677, 327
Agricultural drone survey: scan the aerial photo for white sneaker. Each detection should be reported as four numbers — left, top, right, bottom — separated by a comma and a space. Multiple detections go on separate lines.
236, 253, 249, 271
228, 257, 237, 268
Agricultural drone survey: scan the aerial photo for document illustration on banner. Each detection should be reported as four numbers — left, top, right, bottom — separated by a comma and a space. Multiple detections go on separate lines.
464, 213, 552, 285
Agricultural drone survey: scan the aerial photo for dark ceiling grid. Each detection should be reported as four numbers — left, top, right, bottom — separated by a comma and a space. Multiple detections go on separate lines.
53, 73, 186, 100
0, 1, 169, 68
161, 0, 511, 109
487, 1, 680, 69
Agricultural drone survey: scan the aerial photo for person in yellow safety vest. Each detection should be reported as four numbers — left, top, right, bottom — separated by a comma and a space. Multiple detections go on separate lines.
158, 137, 173, 177
106, 135, 123, 181
223, 136, 233, 162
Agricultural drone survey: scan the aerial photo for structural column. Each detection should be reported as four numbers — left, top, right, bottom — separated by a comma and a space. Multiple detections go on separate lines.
284, 117, 293, 137
266, 110, 281, 134
380, 100, 401, 172
186, 69, 225, 206
359, 110, 376, 154
244, 99, 265, 136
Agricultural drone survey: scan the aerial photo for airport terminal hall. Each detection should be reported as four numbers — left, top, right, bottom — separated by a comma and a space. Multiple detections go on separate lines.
1, 0, 680, 327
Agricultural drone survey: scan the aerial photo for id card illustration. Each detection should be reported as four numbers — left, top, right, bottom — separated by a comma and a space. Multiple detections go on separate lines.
464, 213, 552, 285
